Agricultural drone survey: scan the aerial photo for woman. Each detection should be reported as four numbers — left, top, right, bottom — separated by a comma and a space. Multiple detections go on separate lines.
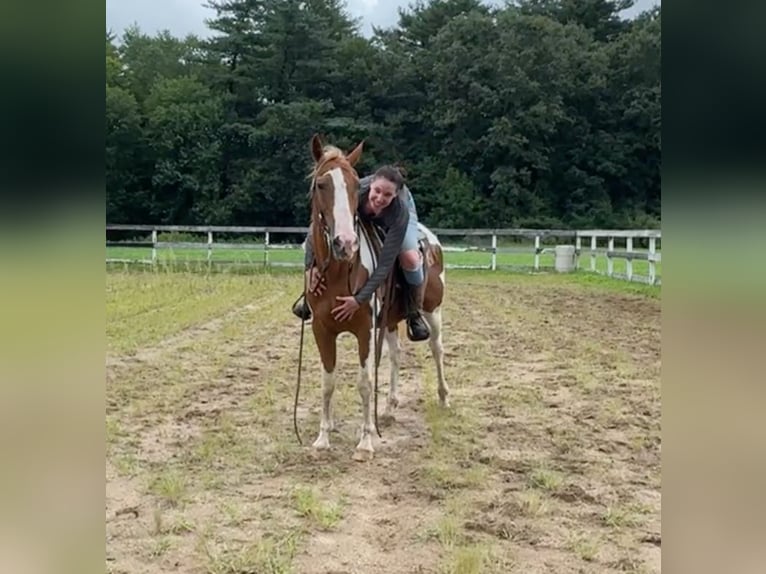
292, 165, 430, 342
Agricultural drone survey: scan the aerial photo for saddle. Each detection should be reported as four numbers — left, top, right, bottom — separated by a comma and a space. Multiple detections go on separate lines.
358, 220, 435, 318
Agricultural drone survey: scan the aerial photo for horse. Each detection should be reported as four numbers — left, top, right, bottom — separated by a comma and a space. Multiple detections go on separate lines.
303, 133, 449, 462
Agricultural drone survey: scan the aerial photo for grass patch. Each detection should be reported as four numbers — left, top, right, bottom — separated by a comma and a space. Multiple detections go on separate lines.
612, 555, 649, 573
527, 466, 564, 492
438, 542, 514, 574
440, 544, 491, 574
421, 459, 487, 492
112, 452, 140, 477
429, 508, 509, 574
199, 530, 301, 574
188, 414, 244, 468
146, 536, 172, 559
148, 469, 188, 508
602, 504, 644, 529
568, 533, 600, 562
515, 489, 549, 517
432, 513, 463, 548
106, 271, 285, 354
291, 486, 344, 530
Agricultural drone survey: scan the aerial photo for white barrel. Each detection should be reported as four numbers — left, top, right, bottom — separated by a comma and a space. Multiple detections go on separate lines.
554, 245, 576, 273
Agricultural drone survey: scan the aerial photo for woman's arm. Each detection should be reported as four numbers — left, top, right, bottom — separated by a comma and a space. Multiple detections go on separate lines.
353, 203, 409, 304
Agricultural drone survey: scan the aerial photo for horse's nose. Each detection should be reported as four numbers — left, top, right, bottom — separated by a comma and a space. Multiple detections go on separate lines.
333, 232, 358, 258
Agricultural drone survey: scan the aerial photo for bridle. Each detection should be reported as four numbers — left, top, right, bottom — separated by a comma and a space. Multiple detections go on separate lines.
308, 160, 360, 289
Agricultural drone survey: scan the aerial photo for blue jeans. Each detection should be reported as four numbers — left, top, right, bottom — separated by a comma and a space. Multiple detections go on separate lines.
400, 186, 420, 254
400, 186, 423, 286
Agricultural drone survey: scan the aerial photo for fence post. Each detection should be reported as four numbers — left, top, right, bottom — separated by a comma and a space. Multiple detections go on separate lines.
590, 235, 596, 272
575, 234, 581, 270
207, 231, 213, 263
264, 231, 270, 267
626, 236, 633, 281
151, 229, 157, 265
534, 235, 540, 270
649, 237, 657, 285
607, 236, 614, 277
491, 234, 497, 271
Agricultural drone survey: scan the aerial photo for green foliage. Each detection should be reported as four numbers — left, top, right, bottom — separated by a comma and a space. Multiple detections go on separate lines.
105, 0, 660, 229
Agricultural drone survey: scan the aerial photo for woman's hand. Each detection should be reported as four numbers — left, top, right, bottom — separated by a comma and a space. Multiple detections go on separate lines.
331, 295, 360, 322
307, 267, 326, 295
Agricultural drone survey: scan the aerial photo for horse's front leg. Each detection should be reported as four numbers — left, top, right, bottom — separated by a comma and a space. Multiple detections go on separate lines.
312, 326, 337, 450
353, 320, 374, 461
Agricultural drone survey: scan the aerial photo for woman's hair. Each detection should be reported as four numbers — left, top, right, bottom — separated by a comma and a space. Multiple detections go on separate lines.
373, 164, 407, 190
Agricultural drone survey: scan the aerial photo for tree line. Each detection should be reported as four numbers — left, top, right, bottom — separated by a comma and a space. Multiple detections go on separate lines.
106, 0, 660, 230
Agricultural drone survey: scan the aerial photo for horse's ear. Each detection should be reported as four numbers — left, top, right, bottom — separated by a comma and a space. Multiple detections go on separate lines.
346, 140, 364, 167
311, 134, 324, 162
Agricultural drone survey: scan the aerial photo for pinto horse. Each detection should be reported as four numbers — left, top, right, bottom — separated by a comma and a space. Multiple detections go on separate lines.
303, 134, 449, 462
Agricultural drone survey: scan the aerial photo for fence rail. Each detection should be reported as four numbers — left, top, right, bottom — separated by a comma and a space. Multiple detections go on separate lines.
106, 224, 661, 285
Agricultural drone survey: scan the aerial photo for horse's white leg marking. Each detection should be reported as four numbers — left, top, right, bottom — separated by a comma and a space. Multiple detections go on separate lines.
330, 167, 355, 240
384, 328, 400, 415
312, 368, 335, 449
423, 307, 449, 408
353, 355, 374, 461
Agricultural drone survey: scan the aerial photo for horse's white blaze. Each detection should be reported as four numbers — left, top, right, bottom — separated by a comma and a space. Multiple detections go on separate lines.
330, 167, 354, 239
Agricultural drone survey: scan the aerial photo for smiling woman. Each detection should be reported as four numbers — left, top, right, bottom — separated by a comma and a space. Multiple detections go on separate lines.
294, 161, 432, 342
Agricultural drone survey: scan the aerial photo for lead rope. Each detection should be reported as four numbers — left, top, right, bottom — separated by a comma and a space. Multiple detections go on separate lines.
373, 293, 381, 438
293, 267, 309, 445
371, 228, 393, 440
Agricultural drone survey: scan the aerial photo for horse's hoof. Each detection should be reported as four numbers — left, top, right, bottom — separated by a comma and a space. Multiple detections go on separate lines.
352, 448, 374, 462
312, 436, 330, 450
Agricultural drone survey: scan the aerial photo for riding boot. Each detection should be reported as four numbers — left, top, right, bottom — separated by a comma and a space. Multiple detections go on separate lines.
405, 282, 430, 342
292, 294, 312, 321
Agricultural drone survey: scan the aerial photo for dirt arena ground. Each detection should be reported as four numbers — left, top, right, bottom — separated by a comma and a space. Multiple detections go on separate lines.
106, 270, 660, 574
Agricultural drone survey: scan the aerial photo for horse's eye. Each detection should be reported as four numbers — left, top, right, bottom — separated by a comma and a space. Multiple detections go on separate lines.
316, 180, 330, 193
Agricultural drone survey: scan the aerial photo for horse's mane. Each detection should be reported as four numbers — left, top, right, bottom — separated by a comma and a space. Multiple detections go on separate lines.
307, 145, 347, 180
306, 145, 357, 201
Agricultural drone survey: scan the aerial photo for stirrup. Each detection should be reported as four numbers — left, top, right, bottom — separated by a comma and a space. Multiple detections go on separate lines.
406, 314, 430, 342
292, 296, 311, 321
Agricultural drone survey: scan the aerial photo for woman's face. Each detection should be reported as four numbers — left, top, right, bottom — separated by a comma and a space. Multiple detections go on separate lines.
368, 177, 397, 214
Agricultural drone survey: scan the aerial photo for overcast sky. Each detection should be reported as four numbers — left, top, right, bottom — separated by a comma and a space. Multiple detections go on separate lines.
107, 0, 660, 40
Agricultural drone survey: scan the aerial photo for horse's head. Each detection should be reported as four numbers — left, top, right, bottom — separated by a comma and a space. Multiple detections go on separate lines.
309, 134, 364, 262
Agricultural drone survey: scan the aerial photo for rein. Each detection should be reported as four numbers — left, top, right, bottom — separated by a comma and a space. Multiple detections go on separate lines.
293, 268, 308, 445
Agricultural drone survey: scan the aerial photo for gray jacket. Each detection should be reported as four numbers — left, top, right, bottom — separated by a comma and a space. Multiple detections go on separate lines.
304, 175, 411, 304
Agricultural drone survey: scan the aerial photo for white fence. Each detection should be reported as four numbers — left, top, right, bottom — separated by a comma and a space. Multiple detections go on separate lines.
106, 224, 661, 285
